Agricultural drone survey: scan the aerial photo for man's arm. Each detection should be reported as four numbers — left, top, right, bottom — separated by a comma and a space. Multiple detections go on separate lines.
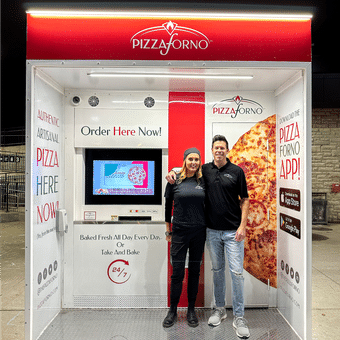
165, 170, 177, 184
235, 197, 250, 242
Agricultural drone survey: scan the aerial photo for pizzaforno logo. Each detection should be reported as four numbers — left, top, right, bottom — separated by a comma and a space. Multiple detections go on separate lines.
130, 21, 211, 56
212, 96, 264, 119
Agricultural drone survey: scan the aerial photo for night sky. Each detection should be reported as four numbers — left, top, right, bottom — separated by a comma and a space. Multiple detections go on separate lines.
1, 0, 339, 130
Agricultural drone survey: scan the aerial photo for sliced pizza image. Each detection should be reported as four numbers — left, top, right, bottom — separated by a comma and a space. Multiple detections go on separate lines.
228, 114, 277, 288
128, 166, 147, 185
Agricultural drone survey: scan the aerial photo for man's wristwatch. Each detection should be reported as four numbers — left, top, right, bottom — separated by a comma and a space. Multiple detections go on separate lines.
165, 231, 172, 237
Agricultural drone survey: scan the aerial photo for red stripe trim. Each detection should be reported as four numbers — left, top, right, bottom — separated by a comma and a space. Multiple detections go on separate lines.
168, 92, 205, 307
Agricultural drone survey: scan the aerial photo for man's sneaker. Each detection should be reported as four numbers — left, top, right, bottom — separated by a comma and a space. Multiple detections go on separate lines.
208, 307, 227, 326
233, 316, 250, 339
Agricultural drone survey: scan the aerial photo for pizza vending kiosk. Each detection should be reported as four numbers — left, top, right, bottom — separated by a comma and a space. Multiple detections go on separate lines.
25, 4, 312, 339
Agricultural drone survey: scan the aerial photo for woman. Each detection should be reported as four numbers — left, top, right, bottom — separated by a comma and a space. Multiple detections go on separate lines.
163, 147, 206, 328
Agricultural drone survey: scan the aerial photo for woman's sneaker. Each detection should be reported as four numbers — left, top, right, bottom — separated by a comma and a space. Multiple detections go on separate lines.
233, 316, 250, 339
208, 307, 227, 326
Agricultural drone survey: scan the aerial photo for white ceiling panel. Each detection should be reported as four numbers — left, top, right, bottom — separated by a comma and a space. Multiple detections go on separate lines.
39, 66, 301, 92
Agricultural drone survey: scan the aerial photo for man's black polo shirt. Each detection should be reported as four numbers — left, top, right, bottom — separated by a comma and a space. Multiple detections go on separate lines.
202, 158, 248, 231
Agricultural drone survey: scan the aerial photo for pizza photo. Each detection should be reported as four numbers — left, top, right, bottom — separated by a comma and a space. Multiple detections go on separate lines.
128, 166, 147, 185
228, 114, 277, 288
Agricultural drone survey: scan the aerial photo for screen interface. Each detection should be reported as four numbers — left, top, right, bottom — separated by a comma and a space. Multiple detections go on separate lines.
93, 160, 155, 196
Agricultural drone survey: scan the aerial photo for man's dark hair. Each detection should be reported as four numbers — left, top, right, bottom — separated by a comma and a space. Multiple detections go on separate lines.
212, 135, 229, 149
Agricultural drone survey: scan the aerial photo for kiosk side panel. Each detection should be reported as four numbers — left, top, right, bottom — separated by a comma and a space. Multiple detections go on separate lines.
26, 68, 65, 340
276, 71, 311, 339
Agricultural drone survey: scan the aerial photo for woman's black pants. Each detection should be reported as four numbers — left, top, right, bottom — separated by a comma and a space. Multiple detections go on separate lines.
170, 226, 206, 309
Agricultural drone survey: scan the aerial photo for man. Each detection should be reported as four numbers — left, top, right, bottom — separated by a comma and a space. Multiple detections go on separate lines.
167, 135, 250, 339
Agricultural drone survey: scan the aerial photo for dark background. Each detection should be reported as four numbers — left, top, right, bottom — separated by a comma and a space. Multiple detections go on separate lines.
1, 0, 339, 132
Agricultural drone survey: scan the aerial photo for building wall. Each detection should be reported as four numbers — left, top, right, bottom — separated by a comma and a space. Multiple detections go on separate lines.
312, 108, 340, 222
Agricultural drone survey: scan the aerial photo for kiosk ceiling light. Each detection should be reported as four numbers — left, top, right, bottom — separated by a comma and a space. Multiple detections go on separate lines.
27, 10, 312, 21
87, 73, 254, 80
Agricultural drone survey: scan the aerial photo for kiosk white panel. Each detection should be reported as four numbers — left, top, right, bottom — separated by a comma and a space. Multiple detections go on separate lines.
72, 223, 167, 307
74, 109, 168, 148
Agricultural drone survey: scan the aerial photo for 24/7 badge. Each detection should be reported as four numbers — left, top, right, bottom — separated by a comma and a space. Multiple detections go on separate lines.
107, 259, 131, 284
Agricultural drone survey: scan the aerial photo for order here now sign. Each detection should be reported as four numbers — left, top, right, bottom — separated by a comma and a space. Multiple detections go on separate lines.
74, 109, 168, 148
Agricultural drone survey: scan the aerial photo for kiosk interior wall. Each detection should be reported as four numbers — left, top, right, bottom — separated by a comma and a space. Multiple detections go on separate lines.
48, 64, 306, 224
64, 88, 169, 222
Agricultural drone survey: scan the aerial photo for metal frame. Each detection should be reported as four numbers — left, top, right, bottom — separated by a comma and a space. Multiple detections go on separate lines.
25, 59, 312, 340
304, 62, 313, 340
25, 61, 34, 340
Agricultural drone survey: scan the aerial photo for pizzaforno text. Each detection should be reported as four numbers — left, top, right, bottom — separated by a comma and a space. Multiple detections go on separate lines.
80, 126, 162, 137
